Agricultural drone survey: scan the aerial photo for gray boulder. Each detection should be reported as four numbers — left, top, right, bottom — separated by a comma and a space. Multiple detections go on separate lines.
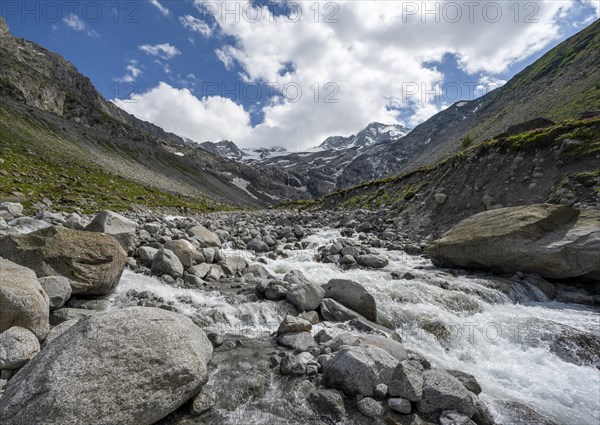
38, 276, 72, 311
187, 225, 221, 247
277, 315, 312, 335
136, 246, 158, 266
320, 345, 398, 396
447, 370, 482, 395
0, 202, 23, 217
440, 410, 477, 425
308, 389, 346, 423
283, 270, 309, 286
0, 226, 126, 295
247, 239, 270, 252
163, 239, 199, 268
0, 327, 40, 369
287, 281, 325, 311
323, 279, 377, 321
0, 259, 49, 340
0, 307, 213, 425
276, 331, 316, 351
49, 308, 97, 326
416, 369, 475, 416
389, 360, 424, 401
86, 210, 138, 254
151, 248, 184, 278
356, 254, 389, 269
357, 397, 384, 417
388, 397, 412, 414
427, 204, 600, 281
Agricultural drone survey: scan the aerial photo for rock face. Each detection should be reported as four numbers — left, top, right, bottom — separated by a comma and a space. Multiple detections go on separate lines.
323, 279, 377, 321
85, 210, 138, 254
0, 226, 127, 295
0, 327, 40, 369
427, 205, 600, 281
0, 258, 50, 340
0, 307, 213, 425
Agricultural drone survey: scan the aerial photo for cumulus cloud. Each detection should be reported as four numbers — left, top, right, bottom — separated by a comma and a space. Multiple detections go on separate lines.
113, 82, 251, 143
139, 43, 181, 60
120, 1, 594, 149
149, 0, 170, 17
180, 15, 213, 37
114, 61, 142, 83
63, 14, 99, 38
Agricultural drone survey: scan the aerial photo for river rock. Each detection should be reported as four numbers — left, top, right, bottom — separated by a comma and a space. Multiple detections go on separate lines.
287, 281, 325, 311
277, 315, 312, 335
446, 370, 482, 395
86, 210, 138, 254
308, 389, 346, 423
0, 258, 49, 340
0, 226, 126, 295
356, 254, 389, 269
416, 369, 475, 416
357, 397, 384, 417
0, 327, 40, 369
163, 239, 199, 268
187, 225, 221, 247
440, 410, 477, 425
0, 307, 213, 425
320, 345, 398, 396
388, 397, 412, 414
323, 279, 377, 321
136, 246, 158, 266
389, 360, 424, 401
276, 331, 316, 351
247, 239, 270, 252
38, 276, 71, 311
151, 248, 184, 278
49, 307, 97, 326
427, 204, 600, 281
0, 202, 23, 217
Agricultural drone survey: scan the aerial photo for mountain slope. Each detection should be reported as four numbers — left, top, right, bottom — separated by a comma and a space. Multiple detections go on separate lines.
337, 19, 600, 188
0, 17, 310, 211
313, 118, 600, 238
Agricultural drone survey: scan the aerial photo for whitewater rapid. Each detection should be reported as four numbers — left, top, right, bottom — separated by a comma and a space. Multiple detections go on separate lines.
110, 229, 600, 424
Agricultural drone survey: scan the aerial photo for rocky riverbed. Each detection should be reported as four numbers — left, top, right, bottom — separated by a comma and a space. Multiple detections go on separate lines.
0, 202, 599, 425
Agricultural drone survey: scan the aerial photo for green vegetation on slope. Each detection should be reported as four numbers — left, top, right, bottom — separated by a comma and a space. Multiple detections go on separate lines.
0, 107, 228, 214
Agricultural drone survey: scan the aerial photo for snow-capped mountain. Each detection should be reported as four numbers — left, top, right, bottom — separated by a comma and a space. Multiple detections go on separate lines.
318, 122, 410, 151
200, 141, 289, 162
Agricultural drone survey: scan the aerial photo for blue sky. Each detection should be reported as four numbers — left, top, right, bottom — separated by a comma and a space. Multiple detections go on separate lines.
2, 1, 598, 149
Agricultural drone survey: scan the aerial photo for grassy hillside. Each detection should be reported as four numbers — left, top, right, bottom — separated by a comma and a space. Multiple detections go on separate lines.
0, 104, 229, 214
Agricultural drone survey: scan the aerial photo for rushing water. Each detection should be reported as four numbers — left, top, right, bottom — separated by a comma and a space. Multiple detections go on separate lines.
110, 229, 600, 424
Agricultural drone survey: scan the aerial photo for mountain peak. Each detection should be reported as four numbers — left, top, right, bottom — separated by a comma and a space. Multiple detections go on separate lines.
0, 17, 9, 36
318, 122, 410, 151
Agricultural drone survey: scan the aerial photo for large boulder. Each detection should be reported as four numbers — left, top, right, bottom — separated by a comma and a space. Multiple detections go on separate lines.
85, 210, 138, 255
416, 369, 475, 417
320, 345, 398, 397
151, 248, 184, 278
427, 205, 600, 281
0, 327, 40, 369
163, 239, 200, 268
0, 307, 213, 425
323, 279, 377, 321
287, 281, 325, 311
0, 258, 50, 340
0, 226, 126, 295
187, 225, 221, 247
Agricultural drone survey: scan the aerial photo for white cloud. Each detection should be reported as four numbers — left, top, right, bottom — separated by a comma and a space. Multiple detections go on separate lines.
114, 61, 142, 83
149, 0, 170, 17
180, 15, 212, 37
476, 75, 508, 96
113, 82, 251, 143
63, 14, 99, 38
121, 1, 594, 149
139, 43, 181, 60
